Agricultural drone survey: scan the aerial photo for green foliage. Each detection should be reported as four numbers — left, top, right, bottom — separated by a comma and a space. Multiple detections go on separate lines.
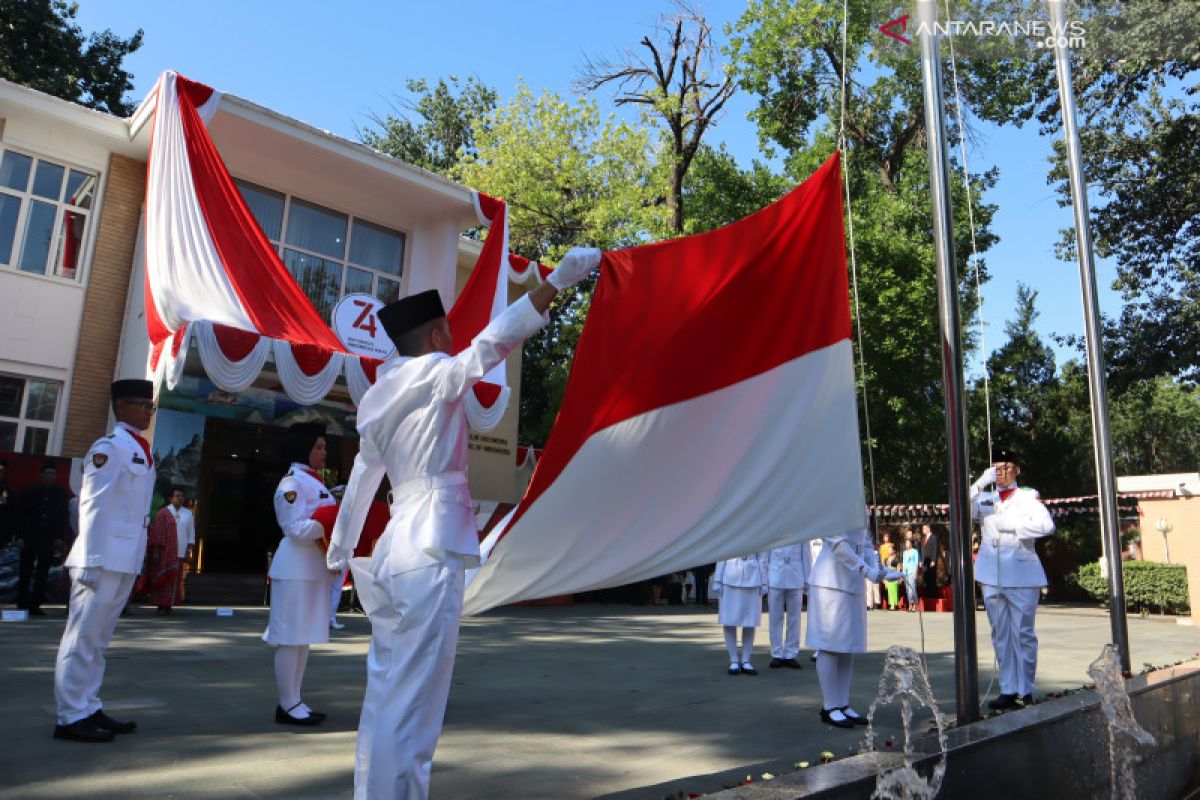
456, 84, 668, 443
0, 0, 143, 115
360, 76, 497, 177
681, 143, 790, 234
1072, 560, 1190, 615
1110, 377, 1200, 475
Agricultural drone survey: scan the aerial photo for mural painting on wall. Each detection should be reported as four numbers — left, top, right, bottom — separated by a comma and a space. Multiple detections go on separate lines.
150, 409, 206, 516
159, 376, 355, 435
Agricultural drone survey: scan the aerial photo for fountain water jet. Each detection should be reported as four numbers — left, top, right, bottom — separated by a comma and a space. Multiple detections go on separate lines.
1088, 643, 1156, 800
865, 645, 948, 799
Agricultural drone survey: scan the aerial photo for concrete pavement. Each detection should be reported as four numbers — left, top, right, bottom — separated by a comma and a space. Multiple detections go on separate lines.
1, 601, 1196, 799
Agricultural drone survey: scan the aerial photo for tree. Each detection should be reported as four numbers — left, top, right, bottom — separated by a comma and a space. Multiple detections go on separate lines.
1110, 377, 1200, 476
0, 0, 143, 115
575, 0, 736, 234
728, 0, 1003, 501
359, 76, 497, 177
968, 0, 1200, 385
457, 84, 667, 443
681, 143, 790, 234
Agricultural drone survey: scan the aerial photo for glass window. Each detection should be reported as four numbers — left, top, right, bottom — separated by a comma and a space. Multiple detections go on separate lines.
65, 170, 95, 209
283, 249, 341, 321
0, 193, 20, 264
285, 199, 346, 259
0, 151, 31, 192
54, 210, 86, 280
350, 219, 405, 275
375, 276, 401, 305
31, 161, 64, 200
344, 266, 373, 296
0, 376, 22, 417
0, 150, 95, 280
0, 374, 59, 454
237, 180, 284, 241
25, 380, 58, 422
23, 427, 49, 455
18, 200, 56, 274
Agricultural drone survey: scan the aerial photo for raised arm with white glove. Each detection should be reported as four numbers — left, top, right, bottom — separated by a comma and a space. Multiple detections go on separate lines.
547, 247, 602, 291
971, 466, 997, 497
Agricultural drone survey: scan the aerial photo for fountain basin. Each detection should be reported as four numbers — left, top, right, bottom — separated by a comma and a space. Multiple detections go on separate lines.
706, 659, 1200, 799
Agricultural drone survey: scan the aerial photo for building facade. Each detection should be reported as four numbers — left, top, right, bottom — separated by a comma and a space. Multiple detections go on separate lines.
0, 77, 531, 575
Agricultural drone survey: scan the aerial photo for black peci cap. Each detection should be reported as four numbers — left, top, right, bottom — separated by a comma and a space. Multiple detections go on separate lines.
993, 447, 1020, 465
378, 290, 446, 344
111, 379, 154, 401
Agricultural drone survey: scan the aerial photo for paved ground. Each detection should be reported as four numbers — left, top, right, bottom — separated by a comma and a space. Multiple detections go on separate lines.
1, 600, 1196, 799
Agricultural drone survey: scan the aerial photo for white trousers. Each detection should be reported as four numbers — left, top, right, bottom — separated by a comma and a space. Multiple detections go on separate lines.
353, 556, 464, 800
767, 587, 802, 659
54, 568, 135, 725
330, 568, 348, 618
982, 584, 1040, 696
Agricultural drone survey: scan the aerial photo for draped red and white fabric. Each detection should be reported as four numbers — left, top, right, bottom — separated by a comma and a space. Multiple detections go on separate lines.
464, 154, 867, 614
143, 70, 538, 417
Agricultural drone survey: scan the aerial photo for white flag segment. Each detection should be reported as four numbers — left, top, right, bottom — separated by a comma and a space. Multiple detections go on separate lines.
463, 341, 865, 614
462, 153, 865, 615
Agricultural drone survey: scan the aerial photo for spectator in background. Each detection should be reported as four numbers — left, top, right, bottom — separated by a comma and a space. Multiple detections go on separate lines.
145, 488, 182, 615
692, 562, 715, 608
17, 462, 70, 615
902, 538, 920, 612
173, 495, 196, 604
0, 459, 14, 547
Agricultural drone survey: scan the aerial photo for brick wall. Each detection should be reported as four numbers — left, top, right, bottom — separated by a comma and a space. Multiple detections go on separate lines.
61, 153, 146, 457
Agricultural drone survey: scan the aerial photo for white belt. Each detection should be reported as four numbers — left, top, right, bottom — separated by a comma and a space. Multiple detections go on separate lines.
388, 471, 468, 505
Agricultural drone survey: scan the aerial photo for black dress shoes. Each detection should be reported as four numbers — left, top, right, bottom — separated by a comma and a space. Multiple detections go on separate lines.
819, 708, 855, 729
275, 705, 326, 726
839, 706, 869, 726
54, 717, 115, 743
90, 709, 137, 733
740, 663, 758, 676
727, 664, 742, 675
988, 693, 1021, 711
768, 658, 786, 668
784, 658, 803, 670
1020, 694, 1034, 706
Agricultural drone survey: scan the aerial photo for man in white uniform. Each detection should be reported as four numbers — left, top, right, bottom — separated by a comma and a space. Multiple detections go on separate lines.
970, 448, 1055, 710
766, 543, 811, 669
53, 379, 156, 742
327, 247, 601, 799
168, 488, 195, 603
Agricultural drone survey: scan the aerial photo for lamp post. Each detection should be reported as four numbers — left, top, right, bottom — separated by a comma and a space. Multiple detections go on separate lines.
1156, 518, 1173, 564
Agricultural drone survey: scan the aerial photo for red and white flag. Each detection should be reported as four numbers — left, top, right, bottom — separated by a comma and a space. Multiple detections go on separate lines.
464, 153, 867, 614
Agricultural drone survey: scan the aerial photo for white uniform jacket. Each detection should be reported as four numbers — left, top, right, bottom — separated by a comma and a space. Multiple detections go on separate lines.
714, 553, 768, 589
766, 544, 811, 591
807, 529, 876, 595
331, 295, 548, 575
65, 422, 155, 575
971, 482, 1055, 588
269, 464, 337, 581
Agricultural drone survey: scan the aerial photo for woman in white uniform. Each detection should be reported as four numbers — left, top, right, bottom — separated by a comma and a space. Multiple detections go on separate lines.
264, 423, 337, 725
806, 528, 902, 728
712, 553, 768, 675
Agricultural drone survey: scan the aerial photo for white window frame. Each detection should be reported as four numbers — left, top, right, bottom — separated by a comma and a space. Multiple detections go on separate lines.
0, 146, 99, 284
0, 372, 62, 456
235, 179, 408, 318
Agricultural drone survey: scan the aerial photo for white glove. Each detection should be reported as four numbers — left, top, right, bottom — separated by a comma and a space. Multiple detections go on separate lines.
547, 247, 602, 291
326, 543, 352, 573
973, 467, 997, 491
711, 581, 723, 597
75, 567, 100, 589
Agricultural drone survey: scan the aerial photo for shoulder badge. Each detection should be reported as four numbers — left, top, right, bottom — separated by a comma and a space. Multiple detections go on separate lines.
92, 453, 109, 468
105, 434, 115, 439
319, 491, 329, 499
132, 455, 146, 465
284, 491, 298, 504
285, 471, 295, 478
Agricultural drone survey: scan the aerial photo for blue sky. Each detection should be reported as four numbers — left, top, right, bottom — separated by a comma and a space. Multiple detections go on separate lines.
77, 0, 1121, 372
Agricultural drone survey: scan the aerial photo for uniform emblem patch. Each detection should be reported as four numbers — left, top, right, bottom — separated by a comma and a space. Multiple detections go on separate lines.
284, 491, 298, 504
92, 453, 109, 468
132, 455, 145, 465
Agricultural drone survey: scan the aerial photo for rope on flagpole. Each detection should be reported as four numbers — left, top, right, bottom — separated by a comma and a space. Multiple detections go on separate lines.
942, 0, 994, 467
838, 0, 880, 538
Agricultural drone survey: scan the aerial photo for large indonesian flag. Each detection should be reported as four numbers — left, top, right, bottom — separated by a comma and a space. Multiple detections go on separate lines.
463, 153, 866, 614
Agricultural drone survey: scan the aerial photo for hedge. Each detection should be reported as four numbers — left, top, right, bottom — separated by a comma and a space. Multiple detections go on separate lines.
1070, 561, 1190, 615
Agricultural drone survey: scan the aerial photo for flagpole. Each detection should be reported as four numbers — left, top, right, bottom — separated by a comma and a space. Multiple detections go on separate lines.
1046, 0, 1131, 673
916, 0, 980, 723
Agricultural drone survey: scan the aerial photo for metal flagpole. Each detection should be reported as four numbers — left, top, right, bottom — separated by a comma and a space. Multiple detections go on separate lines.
916, 0, 980, 722
1046, 0, 1131, 673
